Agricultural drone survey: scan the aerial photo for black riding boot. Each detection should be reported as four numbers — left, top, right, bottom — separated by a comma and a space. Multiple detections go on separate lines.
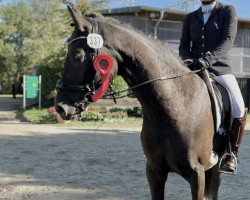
213, 133, 228, 156
220, 108, 248, 173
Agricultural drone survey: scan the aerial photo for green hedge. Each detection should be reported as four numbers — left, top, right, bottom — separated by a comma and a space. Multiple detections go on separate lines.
107, 75, 129, 98
37, 63, 63, 107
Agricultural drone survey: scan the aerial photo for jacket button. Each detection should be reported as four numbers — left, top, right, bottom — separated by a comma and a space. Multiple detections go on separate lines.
201, 52, 204, 55
202, 36, 204, 39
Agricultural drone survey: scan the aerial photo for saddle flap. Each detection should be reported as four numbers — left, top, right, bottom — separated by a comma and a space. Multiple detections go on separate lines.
199, 71, 234, 133
210, 75, 234, 132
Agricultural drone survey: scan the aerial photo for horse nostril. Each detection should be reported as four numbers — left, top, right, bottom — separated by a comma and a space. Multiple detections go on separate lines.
56, 103, 76, 121
56, 105, 66, 118
55, 105, 71, 123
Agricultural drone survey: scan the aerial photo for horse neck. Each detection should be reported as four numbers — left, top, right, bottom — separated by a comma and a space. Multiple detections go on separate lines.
99, 20, 192, 116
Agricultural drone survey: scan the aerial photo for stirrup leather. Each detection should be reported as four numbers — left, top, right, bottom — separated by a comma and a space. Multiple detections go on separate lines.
218, 152, 237, 175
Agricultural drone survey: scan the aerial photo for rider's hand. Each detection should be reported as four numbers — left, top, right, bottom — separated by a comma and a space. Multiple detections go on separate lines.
194, 57, 210, 71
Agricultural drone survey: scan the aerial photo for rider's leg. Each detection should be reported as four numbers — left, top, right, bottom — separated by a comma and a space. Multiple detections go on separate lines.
216, 74, 247, 172
222, 109, 247, 171
216, 74, 245, 118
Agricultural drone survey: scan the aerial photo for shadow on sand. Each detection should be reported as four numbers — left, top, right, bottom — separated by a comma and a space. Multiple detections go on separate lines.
0, 126, 249, 199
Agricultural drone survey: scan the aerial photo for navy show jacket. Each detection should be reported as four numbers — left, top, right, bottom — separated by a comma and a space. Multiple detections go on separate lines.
179, 1, 238, 76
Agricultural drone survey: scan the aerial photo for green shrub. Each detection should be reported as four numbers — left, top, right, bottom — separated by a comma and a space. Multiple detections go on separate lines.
37, 52, 64, 107
87, 105, 106, 113
103, 111, 127, 119
127, 107, 143, 117
107, 75, 129, 97
109, 107, 126, 112
81, 110, 104, 121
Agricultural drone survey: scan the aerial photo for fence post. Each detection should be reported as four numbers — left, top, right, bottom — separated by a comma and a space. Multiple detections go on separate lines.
39, 75, 42, 110
23, 75, 26, 110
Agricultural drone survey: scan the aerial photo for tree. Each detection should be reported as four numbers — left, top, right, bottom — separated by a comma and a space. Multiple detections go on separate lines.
0, 0, 70, 93
169, 0, 200, 12
77, 0, 110, 16
0, 0, 126, 103
0, 1, 34, 91
61, 0, 111, 16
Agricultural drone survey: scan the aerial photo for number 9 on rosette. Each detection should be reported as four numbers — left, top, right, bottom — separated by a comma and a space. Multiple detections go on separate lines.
92, 53, 114, 102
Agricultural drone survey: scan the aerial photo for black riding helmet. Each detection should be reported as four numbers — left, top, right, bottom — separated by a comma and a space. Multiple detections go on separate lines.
201, 0, 216, 5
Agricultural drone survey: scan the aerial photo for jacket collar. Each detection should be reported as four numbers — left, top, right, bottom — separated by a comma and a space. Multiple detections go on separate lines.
209, 1, 222, 20
197, 1, 222, 24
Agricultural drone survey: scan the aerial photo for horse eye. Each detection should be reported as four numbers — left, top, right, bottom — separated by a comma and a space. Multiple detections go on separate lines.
74, 54, 82, 61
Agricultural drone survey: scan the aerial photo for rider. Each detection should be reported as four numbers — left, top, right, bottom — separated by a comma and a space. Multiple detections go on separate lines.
179, 0, 247, 173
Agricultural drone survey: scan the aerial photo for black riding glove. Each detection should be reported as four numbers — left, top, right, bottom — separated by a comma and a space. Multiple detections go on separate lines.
194, 57, 210, 71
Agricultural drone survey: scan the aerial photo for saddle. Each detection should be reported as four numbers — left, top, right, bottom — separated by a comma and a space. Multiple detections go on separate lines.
201, 71, 234, 134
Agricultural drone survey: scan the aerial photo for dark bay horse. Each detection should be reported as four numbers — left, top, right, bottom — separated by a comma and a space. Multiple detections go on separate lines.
55, 6, 221, 200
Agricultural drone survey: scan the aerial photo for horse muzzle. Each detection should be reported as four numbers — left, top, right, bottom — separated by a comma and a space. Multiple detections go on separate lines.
55, 102, 77, 123
55, 101, 89, 123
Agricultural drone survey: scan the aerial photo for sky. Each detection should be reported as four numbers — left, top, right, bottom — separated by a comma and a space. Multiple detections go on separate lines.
1, 0, 250, 19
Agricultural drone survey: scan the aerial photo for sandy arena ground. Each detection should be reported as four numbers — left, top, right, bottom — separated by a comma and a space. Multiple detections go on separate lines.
0, 97, 249, 200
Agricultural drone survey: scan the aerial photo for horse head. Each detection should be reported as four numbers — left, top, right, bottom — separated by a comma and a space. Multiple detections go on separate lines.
55, 6, 118, 122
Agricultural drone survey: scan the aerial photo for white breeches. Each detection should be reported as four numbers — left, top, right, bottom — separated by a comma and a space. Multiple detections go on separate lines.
216, 74, 245, 118
210, 74, 245, 133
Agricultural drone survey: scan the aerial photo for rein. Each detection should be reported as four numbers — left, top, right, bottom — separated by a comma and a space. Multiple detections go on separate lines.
103, 69, 203, 99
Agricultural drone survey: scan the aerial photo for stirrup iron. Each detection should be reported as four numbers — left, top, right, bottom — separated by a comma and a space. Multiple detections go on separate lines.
218, 152, 237, 175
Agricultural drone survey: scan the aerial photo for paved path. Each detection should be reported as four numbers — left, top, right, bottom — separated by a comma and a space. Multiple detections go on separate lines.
0, 98, 22, 124
0, 97, 249, 199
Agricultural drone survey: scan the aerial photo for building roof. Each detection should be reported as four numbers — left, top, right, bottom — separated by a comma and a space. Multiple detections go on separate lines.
101, 6, 185, 15
100, 6, 250, 28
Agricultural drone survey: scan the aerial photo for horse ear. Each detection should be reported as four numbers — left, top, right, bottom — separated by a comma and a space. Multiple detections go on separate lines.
67, 5, 92, 33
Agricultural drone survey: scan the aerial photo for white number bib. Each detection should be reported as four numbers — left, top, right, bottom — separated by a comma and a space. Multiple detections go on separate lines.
87, 33, 103, 49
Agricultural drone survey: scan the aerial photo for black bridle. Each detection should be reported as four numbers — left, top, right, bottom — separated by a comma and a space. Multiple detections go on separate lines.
56, 17, 99, 113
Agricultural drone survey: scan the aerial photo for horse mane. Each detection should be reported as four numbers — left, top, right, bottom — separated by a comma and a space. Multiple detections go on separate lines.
96, 16, 189, 74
